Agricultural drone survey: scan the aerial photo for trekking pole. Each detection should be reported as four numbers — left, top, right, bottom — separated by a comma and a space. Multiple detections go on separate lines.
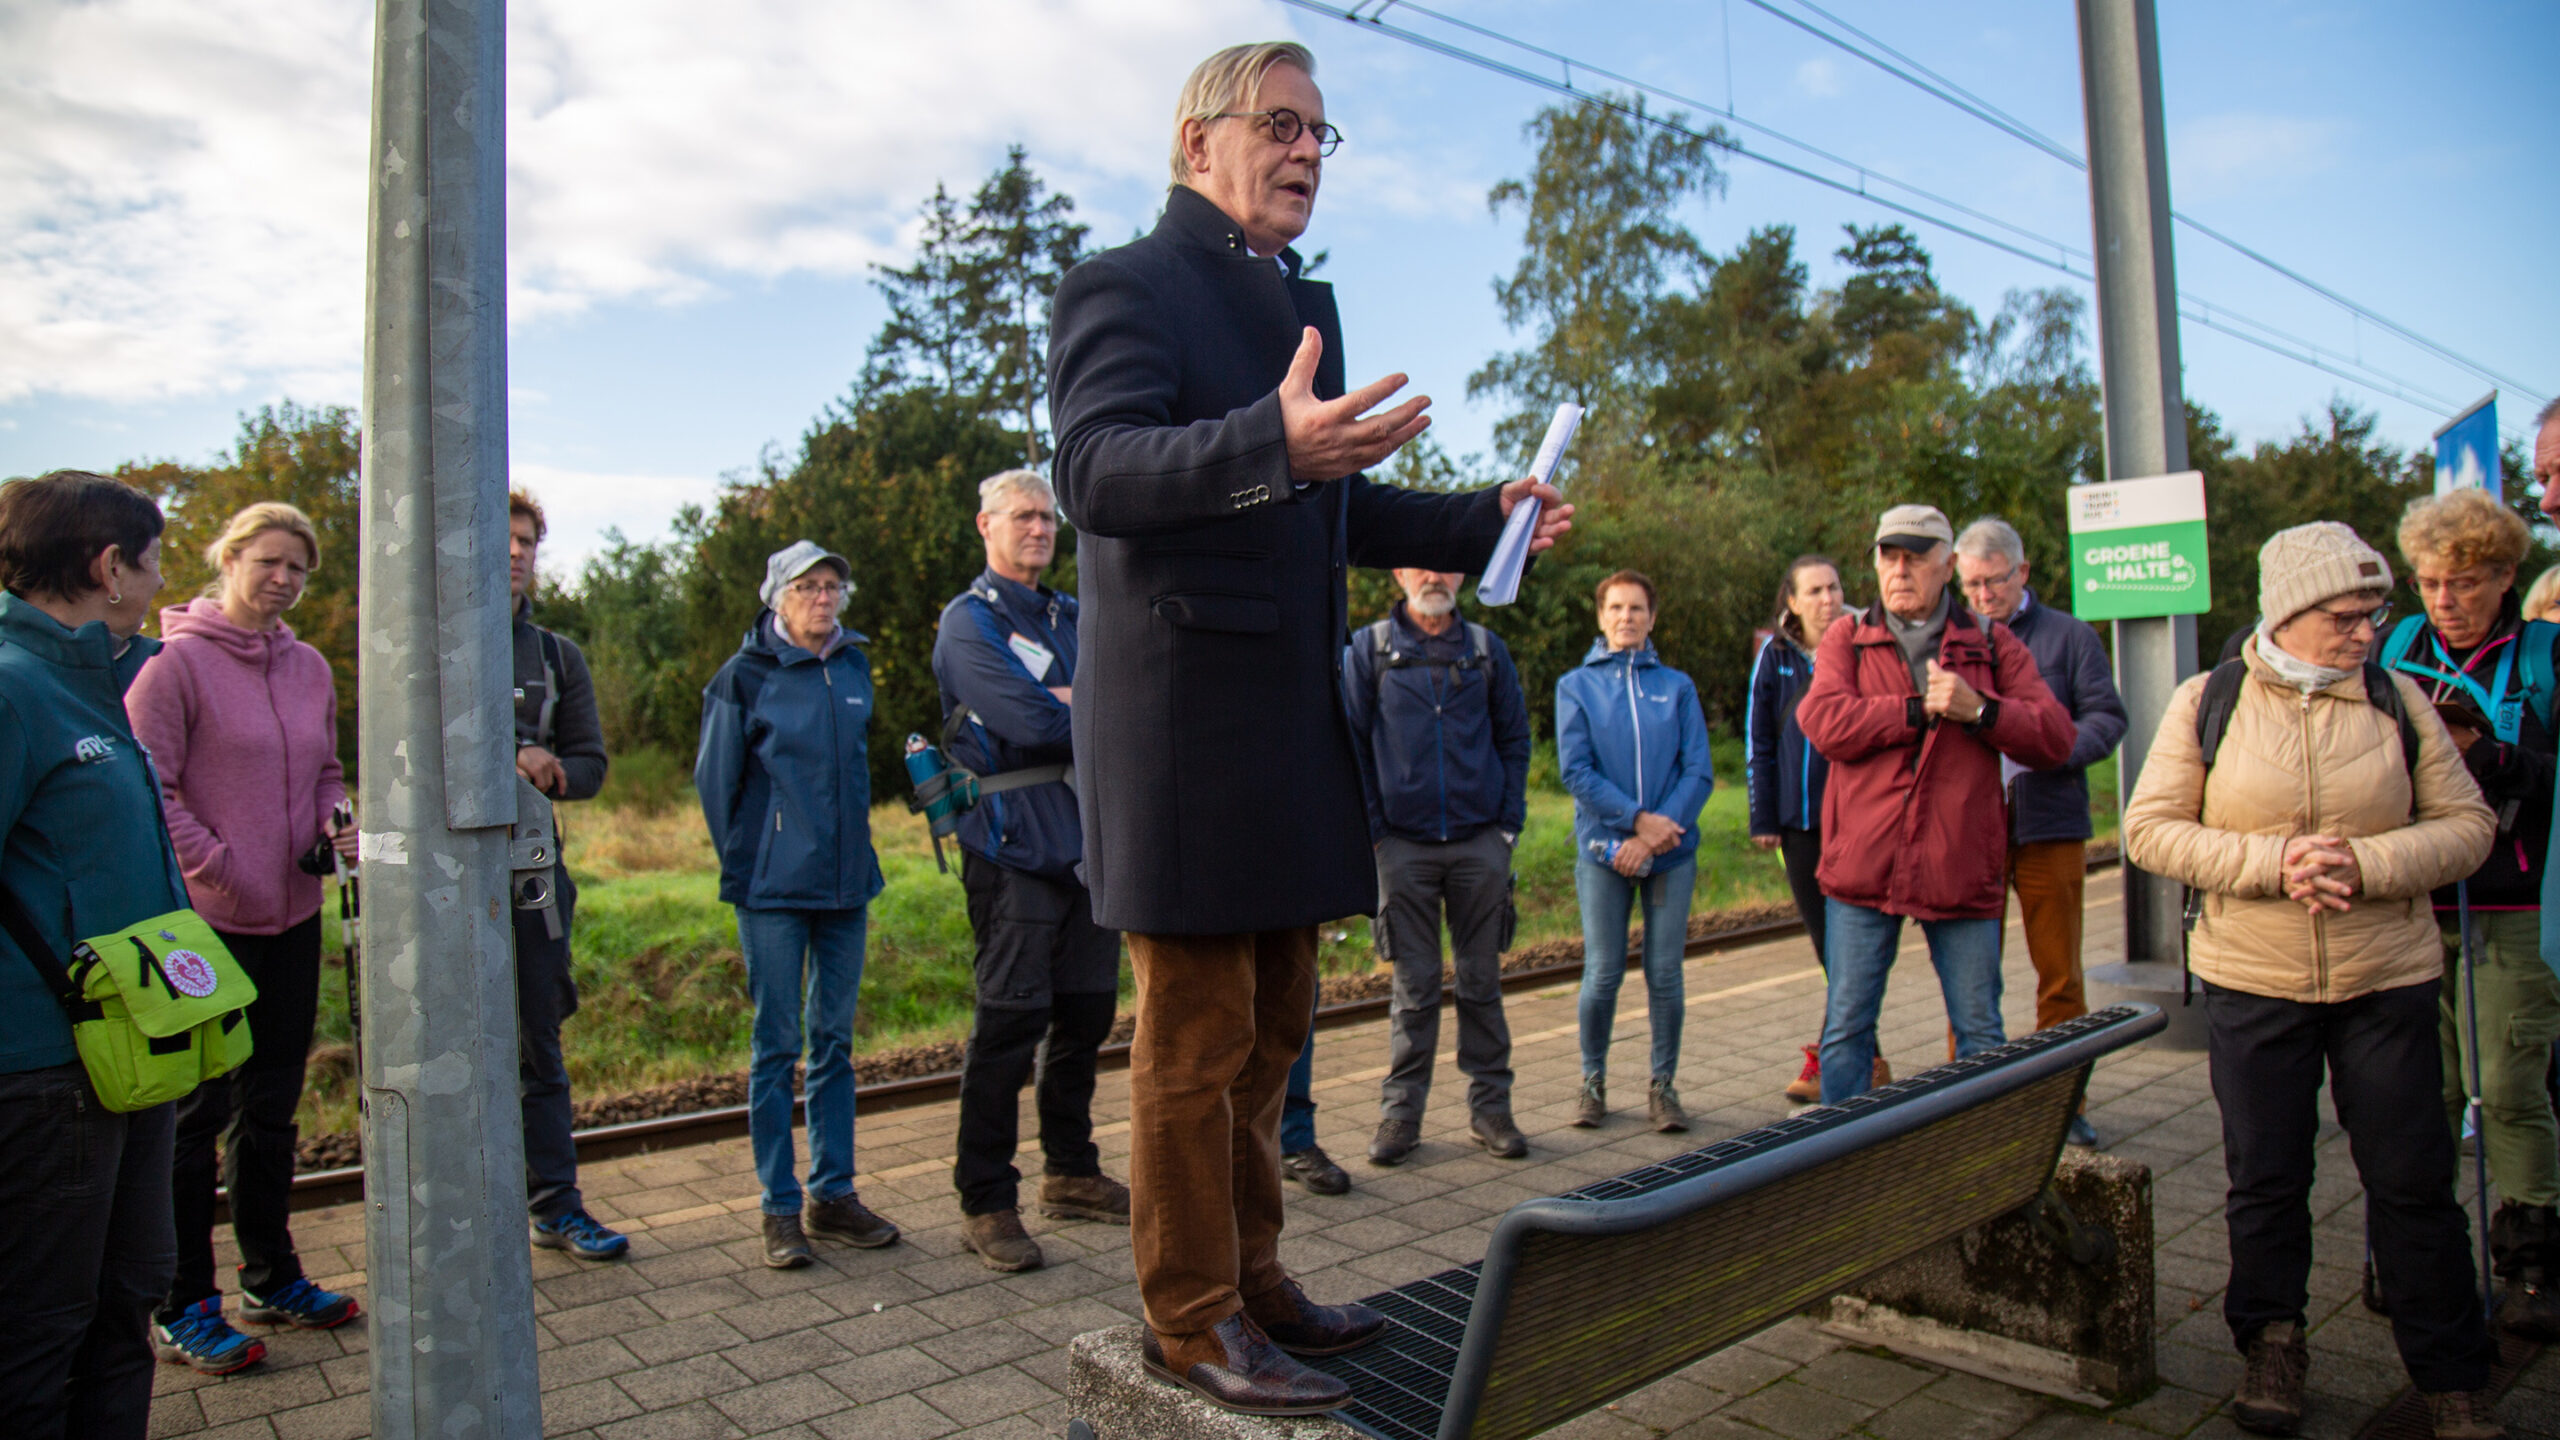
2459, 879, 2494, 1313
333, 801, 362, 1094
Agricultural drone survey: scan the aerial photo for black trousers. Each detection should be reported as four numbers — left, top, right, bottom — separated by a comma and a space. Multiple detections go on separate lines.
0, 1066, 174, 1440
1779, 826, 1826, 973
165, 914, 320, 1313
515, 863, 583, 1222
2205, 977, 2495, 1393
954, 852, 1119, 1216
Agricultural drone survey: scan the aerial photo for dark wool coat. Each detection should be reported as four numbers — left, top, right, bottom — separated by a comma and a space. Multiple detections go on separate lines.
1047, 186, 1506, 934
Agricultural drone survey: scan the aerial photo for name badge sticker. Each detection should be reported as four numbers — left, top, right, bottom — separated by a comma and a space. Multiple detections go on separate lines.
1008, 632, 1057, 680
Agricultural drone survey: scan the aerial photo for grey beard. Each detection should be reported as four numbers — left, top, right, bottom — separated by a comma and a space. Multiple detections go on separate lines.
1410, 591, 1457, 618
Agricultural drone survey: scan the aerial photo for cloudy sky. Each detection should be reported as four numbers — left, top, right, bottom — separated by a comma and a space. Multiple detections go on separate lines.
4, 0, 2552, 576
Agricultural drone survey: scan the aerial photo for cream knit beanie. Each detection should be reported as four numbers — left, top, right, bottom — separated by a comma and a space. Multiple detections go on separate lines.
2257, 521, 2392, 629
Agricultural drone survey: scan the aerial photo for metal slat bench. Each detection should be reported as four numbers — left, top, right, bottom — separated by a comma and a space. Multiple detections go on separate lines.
1294, 1003, 2167, 1440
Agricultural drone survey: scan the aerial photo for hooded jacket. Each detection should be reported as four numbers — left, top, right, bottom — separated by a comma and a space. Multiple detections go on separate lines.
1744, 630, 1825, 836
1797, 600, 2075, 920
695, 613, 886, 911
932, 568, 1083, 883
0, 595, 193, 1075
2124, 637, 2493, 1004
1342, 602, 1531, 844
1556, 640, 1715, 869
125, 597, 347, 935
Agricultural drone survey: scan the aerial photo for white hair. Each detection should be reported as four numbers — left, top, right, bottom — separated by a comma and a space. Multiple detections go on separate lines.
978, 469, 1053, 514
1954, 516, 2026, 566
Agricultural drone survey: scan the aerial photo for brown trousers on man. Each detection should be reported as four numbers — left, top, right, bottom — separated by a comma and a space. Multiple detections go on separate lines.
1124, 927, 1319, 1339
2010, 838, 2088, 1032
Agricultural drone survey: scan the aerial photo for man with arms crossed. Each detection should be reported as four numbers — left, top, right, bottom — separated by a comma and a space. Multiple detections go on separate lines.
1047, 41, 1569, 1415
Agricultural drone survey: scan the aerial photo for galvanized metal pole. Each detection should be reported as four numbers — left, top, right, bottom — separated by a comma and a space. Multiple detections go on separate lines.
359, 0, 541, 1432
2078, 0, 2197, 968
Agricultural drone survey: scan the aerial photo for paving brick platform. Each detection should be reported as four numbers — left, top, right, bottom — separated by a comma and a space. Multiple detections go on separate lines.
151, 869, 2560, 1439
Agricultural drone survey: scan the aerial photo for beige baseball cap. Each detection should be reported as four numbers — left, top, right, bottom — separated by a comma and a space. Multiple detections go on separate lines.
1874, 503, 1954, 553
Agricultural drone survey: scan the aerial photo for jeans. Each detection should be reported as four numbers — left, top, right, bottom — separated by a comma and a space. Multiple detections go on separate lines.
2206, 978, 2493, 1393
1281, 1002, 1318, 1155
1377, 831, 1515, 1122
1575, 854, 1696, 1081
736, 905, 868, 1216
1817, 899, 2004, 1105
166, 915, 319, 1315
515, 864, 583, 1222
0, 1065, 174, 1440
2440, 912, 2560, 1207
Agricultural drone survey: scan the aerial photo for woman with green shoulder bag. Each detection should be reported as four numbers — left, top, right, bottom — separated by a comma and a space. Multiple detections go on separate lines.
0, 470, 196, 1439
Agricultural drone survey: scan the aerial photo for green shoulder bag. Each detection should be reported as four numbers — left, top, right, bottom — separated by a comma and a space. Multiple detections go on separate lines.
0, 885, 257, 1112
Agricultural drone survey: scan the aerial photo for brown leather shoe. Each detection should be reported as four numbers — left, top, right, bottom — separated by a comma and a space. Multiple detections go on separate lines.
1038, 1172, 1130, 1224
1245, 1277, 1387, 1357
2424, 1390, 2507, 1439
962, 1209, 1043, 1272
1142, 1313, 1350, 1415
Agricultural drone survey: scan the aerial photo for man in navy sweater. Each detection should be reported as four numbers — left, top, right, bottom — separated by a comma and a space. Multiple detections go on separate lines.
1344, 569, 1532, 1165
931, 469, 1128, 1273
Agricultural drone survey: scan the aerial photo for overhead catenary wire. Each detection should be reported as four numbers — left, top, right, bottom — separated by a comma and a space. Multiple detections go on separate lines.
1746, 0, 2547, 416
1284, 0, 2537, 443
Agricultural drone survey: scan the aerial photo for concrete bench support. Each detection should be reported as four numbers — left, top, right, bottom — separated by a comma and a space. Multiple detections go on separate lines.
1069, 1326, 1359, 1440
1821, 1149, 2156, 1406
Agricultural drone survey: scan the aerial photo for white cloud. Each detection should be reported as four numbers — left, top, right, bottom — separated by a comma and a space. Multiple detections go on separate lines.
2171, 112, 2345, 201
512, 461, 717, 580
1793, 58, 1841, 99
1, 0, 1271, 407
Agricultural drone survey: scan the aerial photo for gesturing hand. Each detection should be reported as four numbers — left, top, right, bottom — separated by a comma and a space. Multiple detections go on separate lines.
1923, 660, 1985, 724
1281, 328, 1432, 482
1497, 476, 1575, 554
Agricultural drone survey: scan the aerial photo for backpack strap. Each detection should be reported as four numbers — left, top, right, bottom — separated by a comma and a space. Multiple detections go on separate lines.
2192, 658, 2249, 770
2360, 661, 2422, 799
2520, 619, 2560, 735
0, 881, 100, 1021
2377, 613, 2426, 672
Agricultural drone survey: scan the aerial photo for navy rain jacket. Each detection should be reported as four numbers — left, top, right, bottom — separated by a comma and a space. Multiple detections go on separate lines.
2002, 593, 2128, 846
1341, 602, 1531, 844
932, 569, 1084, 882
694, 613, 886, 911
1744, 631, 1826, 836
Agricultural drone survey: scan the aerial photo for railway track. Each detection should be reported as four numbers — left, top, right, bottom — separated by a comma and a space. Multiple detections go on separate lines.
276, 851, 2119, 1212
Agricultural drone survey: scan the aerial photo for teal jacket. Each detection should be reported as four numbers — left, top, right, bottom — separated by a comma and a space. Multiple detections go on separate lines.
0, 594, 192, 1074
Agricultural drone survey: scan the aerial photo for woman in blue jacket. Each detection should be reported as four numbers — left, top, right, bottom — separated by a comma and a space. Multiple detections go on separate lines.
696, 541, 897, 1270
1558, 569, 1715, 1134
1745, 555, 1842, 1103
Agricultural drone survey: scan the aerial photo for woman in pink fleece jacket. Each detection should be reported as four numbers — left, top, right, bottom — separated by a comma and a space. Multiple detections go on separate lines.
125, 503, 361, 1373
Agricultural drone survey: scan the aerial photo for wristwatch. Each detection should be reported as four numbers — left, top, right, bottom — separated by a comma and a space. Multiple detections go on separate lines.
1964, 698, 2001, 734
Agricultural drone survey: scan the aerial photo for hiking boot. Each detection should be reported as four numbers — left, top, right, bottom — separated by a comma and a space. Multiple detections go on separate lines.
806, 1193, 900, 1248
1039, 1172, 1131, 1224
962, 1209, 1044, 1271
1573, 1074, 1606, 1128
1471, 1111, 1527, 1159
1368, 1116, 1420, 1166
2492, 1200, 2560, 1340
152, 1296, 266, 1375
762, 1212, 813, 1269
238, 1276, 360, 1329
1280, 1145, 1351, 1196
1649, 1078, 1690, 1133
531, 1207, 631, 1261
2231, 1320, 2307, 1436
1784, 1045, 1821, 1102
2066, 1115, 2101, 1149
2424, 1390, 2507, 1439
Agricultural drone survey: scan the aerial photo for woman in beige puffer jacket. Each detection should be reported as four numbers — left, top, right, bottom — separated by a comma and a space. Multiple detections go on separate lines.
2123, 521, 2502, 1439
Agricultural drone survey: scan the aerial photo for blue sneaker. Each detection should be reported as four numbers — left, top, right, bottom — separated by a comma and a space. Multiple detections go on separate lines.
240, 1276, 360, 1329
152, 1296, 266, 1375
532, 1207, 630, 1261
2066, 1115, 2101, 1149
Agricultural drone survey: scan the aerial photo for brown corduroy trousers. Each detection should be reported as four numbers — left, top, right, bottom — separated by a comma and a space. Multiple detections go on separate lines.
1124, 926, 1319, 1338
2010, 838, 2088, 1033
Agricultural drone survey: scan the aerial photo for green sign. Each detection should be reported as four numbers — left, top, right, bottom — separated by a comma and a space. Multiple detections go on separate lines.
2068, 470, 2210, 620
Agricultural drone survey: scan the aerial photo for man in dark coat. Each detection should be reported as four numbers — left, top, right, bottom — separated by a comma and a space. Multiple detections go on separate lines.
1047, 40, 1569, 1416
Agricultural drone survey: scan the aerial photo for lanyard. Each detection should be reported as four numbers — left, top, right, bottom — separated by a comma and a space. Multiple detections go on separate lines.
2402, 629, 2517, 736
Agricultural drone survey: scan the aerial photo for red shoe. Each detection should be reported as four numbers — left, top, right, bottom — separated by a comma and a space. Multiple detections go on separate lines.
1784, 1045, 1821, 1102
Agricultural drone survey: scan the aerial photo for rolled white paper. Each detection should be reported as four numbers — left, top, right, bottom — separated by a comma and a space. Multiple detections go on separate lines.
1475, 403, 1584, 607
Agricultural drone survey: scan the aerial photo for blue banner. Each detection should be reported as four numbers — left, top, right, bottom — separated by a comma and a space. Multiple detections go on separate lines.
2436, 393, 2499, 496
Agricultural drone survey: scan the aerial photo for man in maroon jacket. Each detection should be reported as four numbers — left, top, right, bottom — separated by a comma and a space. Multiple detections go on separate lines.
1796, 504, 2074, 1104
